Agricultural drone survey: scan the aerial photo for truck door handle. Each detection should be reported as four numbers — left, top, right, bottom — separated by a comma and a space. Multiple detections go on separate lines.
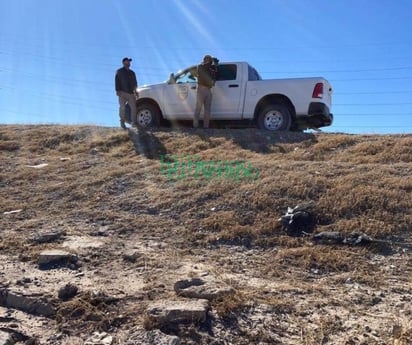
191, 86, 197, 90
228, 84, 239, 88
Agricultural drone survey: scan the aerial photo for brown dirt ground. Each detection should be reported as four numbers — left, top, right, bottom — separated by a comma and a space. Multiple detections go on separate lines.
0, 125, 411, 345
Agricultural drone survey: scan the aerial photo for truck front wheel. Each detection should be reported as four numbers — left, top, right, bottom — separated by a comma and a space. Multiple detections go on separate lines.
257, 104, 292, 131
136, 103, 160, 128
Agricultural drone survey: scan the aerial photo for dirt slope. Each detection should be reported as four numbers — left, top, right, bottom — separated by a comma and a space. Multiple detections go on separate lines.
0, 125, 411, 345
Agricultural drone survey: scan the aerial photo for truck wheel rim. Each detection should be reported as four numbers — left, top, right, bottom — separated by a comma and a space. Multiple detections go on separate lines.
137, 109, 152, 126
264, 111, 283, 130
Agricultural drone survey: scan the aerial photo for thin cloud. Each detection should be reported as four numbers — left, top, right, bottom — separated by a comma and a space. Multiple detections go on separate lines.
172, 0, 215, 47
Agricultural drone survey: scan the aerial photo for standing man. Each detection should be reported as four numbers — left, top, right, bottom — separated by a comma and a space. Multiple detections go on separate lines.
115, 57, 138, 129
193, 55, 217, 129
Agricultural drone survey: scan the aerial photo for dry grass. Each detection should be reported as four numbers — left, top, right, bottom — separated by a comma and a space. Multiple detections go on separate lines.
0, 125, 411, 344
212, 291, 249, 317
61, 337, 84, 345
1, 124, 410, 263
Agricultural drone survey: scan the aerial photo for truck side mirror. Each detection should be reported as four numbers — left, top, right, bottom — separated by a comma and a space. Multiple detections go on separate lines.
168, 73, 176, 84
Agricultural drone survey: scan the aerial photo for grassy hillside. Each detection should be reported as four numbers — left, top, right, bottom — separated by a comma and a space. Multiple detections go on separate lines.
0, 125, 411, 344
1, 125, 410, 243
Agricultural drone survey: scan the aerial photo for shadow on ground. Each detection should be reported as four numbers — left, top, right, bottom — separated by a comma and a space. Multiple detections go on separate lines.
128, 128, 168, 159
128, 124, 318, 157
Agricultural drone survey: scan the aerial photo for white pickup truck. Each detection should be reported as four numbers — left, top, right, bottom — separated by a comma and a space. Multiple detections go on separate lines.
130, 61, 333, 131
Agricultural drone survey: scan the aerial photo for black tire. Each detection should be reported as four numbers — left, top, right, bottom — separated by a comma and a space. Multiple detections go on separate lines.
257, 104, 292, 131
136, 103, 160, 128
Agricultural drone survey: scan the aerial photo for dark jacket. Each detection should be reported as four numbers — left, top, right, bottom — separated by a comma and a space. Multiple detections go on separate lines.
115, 67, 137, 94
197, 62, 216, 88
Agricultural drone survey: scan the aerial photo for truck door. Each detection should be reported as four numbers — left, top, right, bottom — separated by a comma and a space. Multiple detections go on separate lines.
162, 68, 197, 119
212, 64, 243, 119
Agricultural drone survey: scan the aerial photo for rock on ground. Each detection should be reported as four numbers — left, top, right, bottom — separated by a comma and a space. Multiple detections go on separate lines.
57, 283, 79, 301
62, 236, 105, 251
0, 328, 31, 345
125, 329, 180, 345
31, 230, 66, 244
174, 277, 235, 301
0, 330, 12, 345
0, 287, 56, 317
146, 299, 209, 327
38, 249, 77, 266
85, 331, 113, 345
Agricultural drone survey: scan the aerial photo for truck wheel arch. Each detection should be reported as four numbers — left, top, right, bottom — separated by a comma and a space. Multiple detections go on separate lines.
254, 94, 296, 122
135, 98, 163, 127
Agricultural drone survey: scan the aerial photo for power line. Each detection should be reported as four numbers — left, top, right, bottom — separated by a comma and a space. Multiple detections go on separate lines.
335, 91, 412, 95
0, 106, 114, 116
334, 113, 412, 118
2, 84, 411, 109
4, 68, 412, 85
3, 46, 412, 67
3, 49, 412, 75
6, 85, 409, 97
334, 103, 412, 106
0, 50, 170, 72
265, 66, 412, 74
338, 113, 412, 116
330, 76, 412, 81
1, 36, 411, 50
330, 126, 412, 129
0, 68, 164, 83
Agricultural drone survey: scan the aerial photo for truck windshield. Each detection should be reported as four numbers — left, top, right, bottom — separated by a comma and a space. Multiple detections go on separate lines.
174, 67, 197, 83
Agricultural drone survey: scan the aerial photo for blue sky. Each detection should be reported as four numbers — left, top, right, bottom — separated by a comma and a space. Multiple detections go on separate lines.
1, 0, 411, 134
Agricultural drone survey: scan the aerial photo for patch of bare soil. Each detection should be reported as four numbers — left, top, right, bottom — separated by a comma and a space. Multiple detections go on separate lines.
0, 125, 411, 345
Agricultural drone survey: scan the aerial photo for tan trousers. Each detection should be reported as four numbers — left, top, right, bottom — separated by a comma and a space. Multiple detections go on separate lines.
118, 91, 137, 124
194, 85, 212, 128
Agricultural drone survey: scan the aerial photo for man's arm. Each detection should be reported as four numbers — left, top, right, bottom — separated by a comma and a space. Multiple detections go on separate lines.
210, 65, 218, 82
115, 71, 121, 94
132, 70, 138, 97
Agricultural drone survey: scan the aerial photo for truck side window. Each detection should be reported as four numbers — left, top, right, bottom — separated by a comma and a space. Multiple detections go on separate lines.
248, 65, 261, 81
216, 64, 237, 81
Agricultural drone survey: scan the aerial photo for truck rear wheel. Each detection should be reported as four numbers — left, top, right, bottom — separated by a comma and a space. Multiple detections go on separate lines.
136, 103, 160, 128
257, 104, 292, 131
